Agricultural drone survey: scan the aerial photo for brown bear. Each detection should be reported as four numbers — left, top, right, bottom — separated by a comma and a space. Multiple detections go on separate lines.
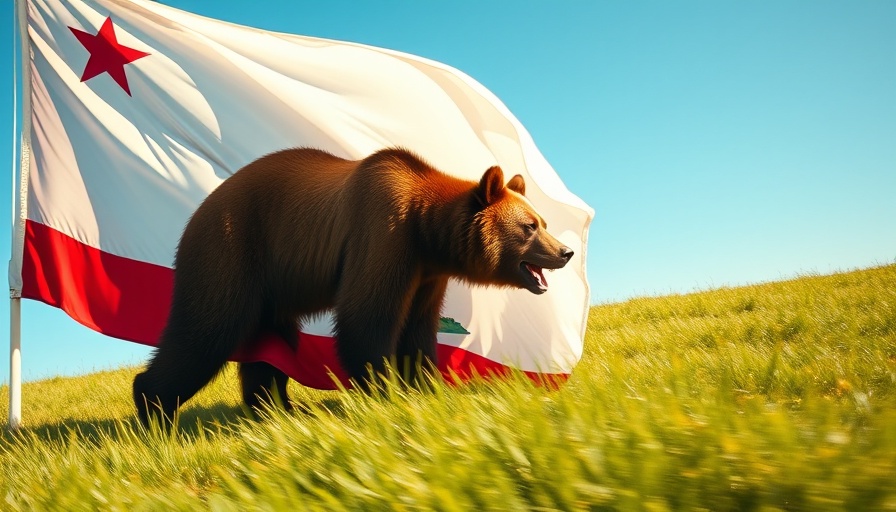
133, 147, 573, 425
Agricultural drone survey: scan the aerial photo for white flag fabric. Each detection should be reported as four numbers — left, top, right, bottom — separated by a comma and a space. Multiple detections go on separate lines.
12, 0, 594, 388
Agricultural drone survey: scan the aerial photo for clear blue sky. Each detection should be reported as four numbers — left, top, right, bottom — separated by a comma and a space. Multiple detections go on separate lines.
1, 1, 894, 382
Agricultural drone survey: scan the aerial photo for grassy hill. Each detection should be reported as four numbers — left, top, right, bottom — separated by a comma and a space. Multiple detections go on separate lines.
2, 265, 895, 510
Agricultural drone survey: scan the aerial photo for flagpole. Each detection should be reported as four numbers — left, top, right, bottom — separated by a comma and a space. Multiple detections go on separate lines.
8, 0, 30, 431
8, 301, 21, 430
8, 0, 21, 432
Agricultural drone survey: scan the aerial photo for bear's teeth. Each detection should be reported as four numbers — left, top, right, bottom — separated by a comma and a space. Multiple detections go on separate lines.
526, 263, 547, 288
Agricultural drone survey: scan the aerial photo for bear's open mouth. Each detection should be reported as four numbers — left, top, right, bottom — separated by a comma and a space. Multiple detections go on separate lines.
521, 262, 548, 294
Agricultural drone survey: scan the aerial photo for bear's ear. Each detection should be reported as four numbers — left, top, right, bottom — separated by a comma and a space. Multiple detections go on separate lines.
507, 174, 526, 196
477, 165, 505, 205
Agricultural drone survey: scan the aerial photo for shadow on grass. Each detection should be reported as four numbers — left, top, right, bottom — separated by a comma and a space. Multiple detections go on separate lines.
1, 393, 358, 446
287, 396, 352, 423
1, 402, 250, 445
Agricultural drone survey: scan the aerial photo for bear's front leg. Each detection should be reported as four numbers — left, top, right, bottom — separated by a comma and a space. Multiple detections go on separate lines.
395, 277, 448, 386
332, 258, 419, 392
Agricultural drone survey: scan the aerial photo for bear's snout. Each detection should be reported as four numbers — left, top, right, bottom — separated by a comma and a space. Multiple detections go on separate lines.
559, 246, 574, 264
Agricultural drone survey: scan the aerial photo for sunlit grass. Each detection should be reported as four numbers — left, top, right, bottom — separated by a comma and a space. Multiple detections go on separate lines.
2, 264, 895, 510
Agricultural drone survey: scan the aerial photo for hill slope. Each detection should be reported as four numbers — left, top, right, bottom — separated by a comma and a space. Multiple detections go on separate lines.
2, 265, 895, 510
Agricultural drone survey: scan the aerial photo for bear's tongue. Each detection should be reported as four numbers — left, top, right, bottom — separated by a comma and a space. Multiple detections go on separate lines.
525, 263, 547, 289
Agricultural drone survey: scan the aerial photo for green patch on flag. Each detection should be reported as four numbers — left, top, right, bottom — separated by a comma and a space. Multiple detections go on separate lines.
438, 317, 469, 334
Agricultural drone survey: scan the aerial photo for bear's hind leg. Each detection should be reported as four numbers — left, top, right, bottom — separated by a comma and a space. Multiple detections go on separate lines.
134, 343, 228, 426
239, 361, 293, 415
134, 297, 262, 427
133, 336, 233, 427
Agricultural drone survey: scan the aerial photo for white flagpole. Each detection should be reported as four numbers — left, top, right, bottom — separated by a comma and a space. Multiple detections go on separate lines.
8, 0, 30, 431
8, 0, 21, 431
9, 300, 21, 430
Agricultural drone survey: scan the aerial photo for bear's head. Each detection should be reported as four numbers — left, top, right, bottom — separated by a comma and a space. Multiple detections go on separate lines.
471, 165, 574, 295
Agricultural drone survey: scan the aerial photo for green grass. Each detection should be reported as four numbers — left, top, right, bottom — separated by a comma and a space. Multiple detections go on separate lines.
2, 264, 895, 510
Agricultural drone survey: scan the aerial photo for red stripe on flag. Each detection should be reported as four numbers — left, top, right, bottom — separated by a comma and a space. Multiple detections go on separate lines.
20, 220, 568, 389
20, 220, 173, 343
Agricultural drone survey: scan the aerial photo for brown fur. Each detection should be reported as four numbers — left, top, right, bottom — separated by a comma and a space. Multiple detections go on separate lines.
133, 147, 572, 425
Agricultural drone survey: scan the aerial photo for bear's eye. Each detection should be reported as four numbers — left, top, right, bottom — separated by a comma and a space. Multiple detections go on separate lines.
524, 221, 538, 236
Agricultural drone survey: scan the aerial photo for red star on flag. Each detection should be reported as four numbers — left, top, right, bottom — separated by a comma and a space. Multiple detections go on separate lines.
69, 17, 150, 96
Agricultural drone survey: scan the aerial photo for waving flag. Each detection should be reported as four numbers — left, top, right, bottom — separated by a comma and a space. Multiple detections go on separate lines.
12, 0, 594, 390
